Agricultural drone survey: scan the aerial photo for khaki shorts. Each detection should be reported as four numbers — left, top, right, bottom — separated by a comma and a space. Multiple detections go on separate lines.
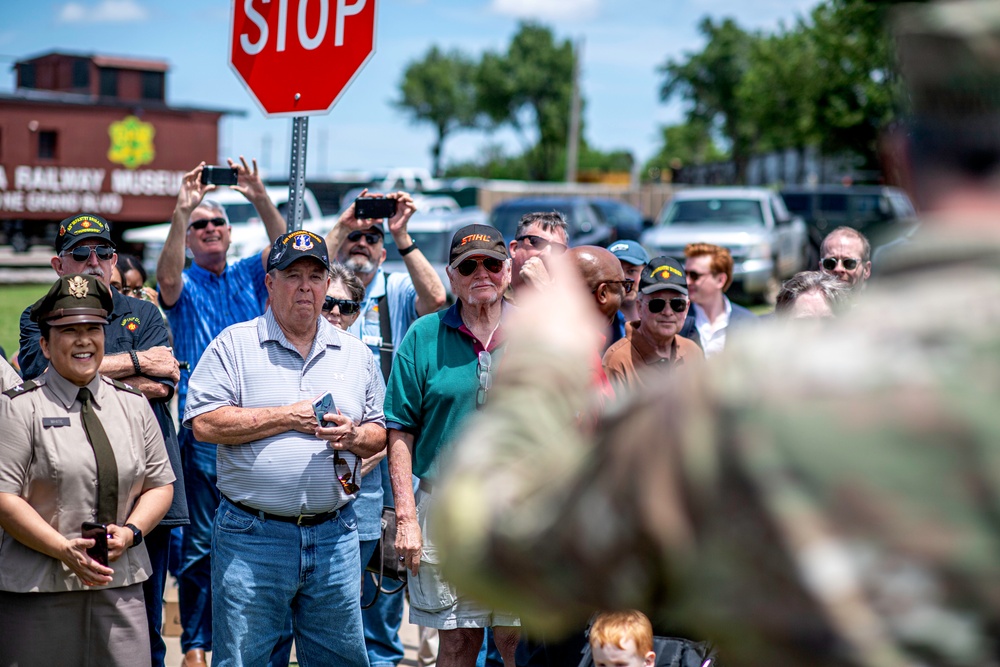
408, 487, 520, 630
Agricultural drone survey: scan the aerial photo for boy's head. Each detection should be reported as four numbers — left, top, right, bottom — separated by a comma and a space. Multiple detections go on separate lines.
589, 610, 656, 667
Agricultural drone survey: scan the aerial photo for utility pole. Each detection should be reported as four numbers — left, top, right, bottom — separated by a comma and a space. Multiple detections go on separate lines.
566, 38, 583, 184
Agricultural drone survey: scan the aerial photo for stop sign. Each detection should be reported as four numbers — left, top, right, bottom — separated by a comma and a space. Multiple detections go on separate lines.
229, 0, 377, 117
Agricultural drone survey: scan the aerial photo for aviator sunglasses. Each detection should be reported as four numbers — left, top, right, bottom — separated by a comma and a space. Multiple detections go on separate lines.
821, 257, 862, 271
323, 296, 360, 315
346, 231, 383, 245
647, 296, 689, 314
64, 245, 115, 262
188, 217, 228, 231
515, 234, 568, 255
457, 257, 504, 276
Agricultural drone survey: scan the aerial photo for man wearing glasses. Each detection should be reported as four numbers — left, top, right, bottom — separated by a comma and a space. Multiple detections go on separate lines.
818, 227, 871, 292
17, 212, 186, 667
184, 230, 385, 667
680, 243, 757, 358
603, 256, 703, 392
508, 211, 570, 294
156, 158, 287, 667
386, 224, 521, 667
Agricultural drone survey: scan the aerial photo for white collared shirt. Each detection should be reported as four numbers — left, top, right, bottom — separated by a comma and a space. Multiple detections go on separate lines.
693, 297, 732, 359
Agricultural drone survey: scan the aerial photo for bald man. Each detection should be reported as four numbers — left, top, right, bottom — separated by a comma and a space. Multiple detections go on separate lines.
568, 246, 629, 331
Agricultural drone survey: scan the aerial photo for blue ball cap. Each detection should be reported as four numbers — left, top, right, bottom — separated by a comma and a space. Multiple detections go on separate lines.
607, 240, 650, 266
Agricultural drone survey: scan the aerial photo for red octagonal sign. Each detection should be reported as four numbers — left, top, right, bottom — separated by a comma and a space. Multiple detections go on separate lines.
229, 0, 377, 117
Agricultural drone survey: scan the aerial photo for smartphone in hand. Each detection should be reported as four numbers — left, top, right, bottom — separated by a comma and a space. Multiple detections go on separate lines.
81, 521, 109, 567
200, 166, 239, 186
313, 392, 336, 428
354, 196, 397, 220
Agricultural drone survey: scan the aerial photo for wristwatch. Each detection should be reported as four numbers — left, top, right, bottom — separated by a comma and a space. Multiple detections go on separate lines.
125, 523, 143, 549
398, 241, 419, 257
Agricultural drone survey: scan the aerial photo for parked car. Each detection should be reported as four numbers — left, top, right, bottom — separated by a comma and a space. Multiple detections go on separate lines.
488, 197, 615, 247
641, 187, 809, 301
589, 198, 650, 241
779, 186, 918, 261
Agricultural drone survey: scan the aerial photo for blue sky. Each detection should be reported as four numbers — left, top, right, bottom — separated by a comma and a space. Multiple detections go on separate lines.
0, 0, 819, 179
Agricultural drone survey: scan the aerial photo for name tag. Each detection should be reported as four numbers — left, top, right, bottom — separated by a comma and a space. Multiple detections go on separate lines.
362, 334, 383, 348
42, 417, 71, 428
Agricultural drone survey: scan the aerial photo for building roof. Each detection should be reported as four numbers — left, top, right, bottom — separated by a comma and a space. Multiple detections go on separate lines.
0, 88, 244, 117
16, 51, 169, 72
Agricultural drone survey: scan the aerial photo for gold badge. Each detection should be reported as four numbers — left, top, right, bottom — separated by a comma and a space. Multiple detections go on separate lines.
68, 276, 89, 298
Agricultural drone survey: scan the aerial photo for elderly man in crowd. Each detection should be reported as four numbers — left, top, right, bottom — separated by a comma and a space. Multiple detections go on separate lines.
155, 158, 287, 667
507, 211, 570, 295
775, 271, 849, 319
17, 213, 185, 667
386, 224, 519, 667
183, 231, 386, 666
568, 246, 628, 340
603, 256, 703, 391
607, 240, 650, 345
818, 227, 871, 293
325, 193, 447, 665
680, 243, 756, 357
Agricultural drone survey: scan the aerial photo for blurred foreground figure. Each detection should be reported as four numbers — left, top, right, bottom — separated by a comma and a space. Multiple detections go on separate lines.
430, 3, 1000, 665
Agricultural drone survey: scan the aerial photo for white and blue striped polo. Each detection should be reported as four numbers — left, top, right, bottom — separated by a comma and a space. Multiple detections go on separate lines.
183, 309, 385, 515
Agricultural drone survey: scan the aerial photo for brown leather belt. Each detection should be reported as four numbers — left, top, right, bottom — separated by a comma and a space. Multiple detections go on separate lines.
225, 496, 341, 526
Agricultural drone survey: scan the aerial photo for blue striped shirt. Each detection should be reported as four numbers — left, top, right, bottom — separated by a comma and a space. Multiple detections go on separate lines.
182, 309, 386, 515
160, 254, 269, 409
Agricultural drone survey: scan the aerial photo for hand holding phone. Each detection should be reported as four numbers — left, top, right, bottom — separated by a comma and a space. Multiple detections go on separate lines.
81, 521, 109, 567
313, 392, 336, 428
354, 196, 398, 220
200, 165, 239, 187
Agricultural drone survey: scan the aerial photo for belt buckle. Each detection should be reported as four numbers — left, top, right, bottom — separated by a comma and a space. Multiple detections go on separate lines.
297, 513, 317, 526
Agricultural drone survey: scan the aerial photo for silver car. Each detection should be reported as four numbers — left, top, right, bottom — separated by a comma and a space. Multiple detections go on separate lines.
641, 187, 808, 300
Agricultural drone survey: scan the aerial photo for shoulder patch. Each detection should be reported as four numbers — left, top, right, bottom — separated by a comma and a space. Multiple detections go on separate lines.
107, 377, 143, 396
3, 378, 44, 399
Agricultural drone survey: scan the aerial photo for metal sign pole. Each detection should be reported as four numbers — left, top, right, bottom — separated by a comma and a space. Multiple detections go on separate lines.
287, 115, 309, 232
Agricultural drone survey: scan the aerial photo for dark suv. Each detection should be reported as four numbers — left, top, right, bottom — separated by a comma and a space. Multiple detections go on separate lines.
489, 197, 615, 246
779, 186, 918, 260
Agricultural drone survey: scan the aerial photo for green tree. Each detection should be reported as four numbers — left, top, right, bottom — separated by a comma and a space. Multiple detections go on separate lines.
476, 23, 576, 181
659, 18, 756, 182
395, 46, 479, 177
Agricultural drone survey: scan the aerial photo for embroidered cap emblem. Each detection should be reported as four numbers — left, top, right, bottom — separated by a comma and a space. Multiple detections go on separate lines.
292, 233, 314, 251
68, 276, 89, 298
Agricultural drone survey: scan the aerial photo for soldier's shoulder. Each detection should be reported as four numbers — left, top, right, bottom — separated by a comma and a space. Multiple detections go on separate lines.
102, 376, 144, 397
3, 377, 45, 400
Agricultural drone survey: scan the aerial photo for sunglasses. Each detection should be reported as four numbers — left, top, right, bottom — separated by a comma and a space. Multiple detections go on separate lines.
647, 296, 688, 314
476, 350, 492, 409
685, 270, 710, 281
333, 452, 360, 496
457, 257, 504, 277
120, 285, 145, 297
346, 231, 383, 245
822, 257, 862, 271
64, 245, 115, 262
515, 234, 568, 255
594, 279, 634, 295
189, 217, 228, 231
323, 296, 360, 315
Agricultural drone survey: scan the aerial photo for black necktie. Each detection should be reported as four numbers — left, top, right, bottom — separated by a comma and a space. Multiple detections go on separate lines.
78, 387, 119, 525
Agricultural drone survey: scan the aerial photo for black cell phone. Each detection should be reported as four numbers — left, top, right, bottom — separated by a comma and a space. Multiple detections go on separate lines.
354, 196, 397, 220
200, 166, 239, 186
81, 521, 109, 567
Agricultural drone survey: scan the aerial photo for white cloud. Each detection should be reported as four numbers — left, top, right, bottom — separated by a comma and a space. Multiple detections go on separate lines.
58, 0, 149, 24
490, 0, 600, 22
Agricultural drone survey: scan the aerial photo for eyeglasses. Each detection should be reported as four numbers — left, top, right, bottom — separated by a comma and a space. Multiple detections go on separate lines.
647, 296, 688, 314
323, 296, 360, 315
346, 231, 383, 245
457, 257, 504, 277
188, 217, 228, 231
594, 279, 634, 295
64, 245, 115, 262
333, 452, 360, 495
120, 285, 144, 297
821, 257, 862, 271
685, 270, 708, 281
515, 235, 568, 255
476, 350, 492, 409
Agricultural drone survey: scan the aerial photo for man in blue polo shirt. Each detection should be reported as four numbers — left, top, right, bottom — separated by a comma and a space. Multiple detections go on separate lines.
156, 158, 286, 667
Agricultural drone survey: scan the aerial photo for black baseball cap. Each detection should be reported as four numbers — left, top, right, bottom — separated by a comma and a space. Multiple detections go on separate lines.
449, 224, 508, 269
30, 274, 113, 326
55, 213, 115, 254
267, 231, 331, 272
639, 256, 688, 295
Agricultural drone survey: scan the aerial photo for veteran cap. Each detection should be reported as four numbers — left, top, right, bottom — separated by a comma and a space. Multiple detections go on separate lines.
639, 256, 688, 295
267, 231, 331, 272
449, 224, 508, 269
55, 213, 115, 254
30, 274, 113, 326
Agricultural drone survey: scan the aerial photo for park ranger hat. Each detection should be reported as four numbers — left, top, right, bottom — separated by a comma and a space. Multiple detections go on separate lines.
267, 230, 331, 272
639, 256, 688, 296
449, 224, 508, 269
55, 213, 115, 254
30, 274, 113, 326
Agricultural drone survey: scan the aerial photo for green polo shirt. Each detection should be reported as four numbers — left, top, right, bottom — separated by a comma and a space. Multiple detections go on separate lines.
384, 301, 509, 480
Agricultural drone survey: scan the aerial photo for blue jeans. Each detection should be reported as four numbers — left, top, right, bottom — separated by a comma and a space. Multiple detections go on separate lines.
359, 538, 406, 667
212, 497, 369, 667
144, 524, 172, 667
178, 432, 219, 653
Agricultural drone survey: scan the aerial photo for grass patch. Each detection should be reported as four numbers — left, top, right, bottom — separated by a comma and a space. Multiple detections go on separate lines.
0, 284, 50, 363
